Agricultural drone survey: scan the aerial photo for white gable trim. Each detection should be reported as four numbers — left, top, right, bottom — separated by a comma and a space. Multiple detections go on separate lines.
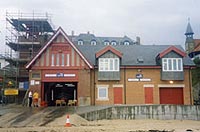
26, 27, 93, 69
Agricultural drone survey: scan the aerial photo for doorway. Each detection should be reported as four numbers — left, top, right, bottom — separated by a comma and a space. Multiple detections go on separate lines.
44, 82, 77, 106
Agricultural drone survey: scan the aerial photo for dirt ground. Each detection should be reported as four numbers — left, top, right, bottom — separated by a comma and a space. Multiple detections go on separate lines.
0, 114, 200, 132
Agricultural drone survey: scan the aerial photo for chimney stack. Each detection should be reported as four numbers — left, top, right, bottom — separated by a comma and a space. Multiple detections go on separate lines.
71, 30, 74, 36
136, 36, 140, 45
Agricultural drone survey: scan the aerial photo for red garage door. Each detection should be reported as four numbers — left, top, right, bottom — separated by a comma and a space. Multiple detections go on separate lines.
159, 88, 183, 104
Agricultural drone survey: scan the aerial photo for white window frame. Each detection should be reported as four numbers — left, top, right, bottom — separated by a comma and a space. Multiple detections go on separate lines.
124, 41, 130, 45
104, 41, 109, 45
91, 40, 97, 45
78, 40, 83, 45
162, 58, 183, 71
99, 58, 119, 71
111, 41, 117, 45
97, 85, 109, 100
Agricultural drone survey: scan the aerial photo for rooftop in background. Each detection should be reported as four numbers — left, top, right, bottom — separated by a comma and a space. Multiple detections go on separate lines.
69, 31, 140, 46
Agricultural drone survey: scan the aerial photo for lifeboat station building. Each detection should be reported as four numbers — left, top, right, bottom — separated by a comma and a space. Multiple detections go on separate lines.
26, 27, 195, 106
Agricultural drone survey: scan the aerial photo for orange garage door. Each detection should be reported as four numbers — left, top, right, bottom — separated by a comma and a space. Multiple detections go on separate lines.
159, 88, 183, 104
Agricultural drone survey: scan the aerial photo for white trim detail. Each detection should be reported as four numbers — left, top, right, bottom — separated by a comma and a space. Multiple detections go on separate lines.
96, 85, 109, 87
158, 84, 185, 88
96, 85, 109, 101
113, 84, 123, 88
26, 27, 93, 69
143, 84, 154, 87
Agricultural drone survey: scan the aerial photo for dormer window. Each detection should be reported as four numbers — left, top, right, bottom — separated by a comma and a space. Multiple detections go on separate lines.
162, 58, 183, 71
124, 41, 130, 45
91, 40, 97, 45
111, 41, 117, 45
104, 41, 109, 45
99, 58, 119, 71
78, 40, 83, 45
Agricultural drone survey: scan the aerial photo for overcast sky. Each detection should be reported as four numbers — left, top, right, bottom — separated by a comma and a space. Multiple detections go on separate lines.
0, 0, 200, 53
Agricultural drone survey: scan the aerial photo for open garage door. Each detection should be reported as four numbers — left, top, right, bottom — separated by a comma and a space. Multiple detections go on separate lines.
159, 87, 183, 105
44, 82, 77, 106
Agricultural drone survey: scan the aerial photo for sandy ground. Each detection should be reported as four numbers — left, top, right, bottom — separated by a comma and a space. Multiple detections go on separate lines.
0, 114, 200, 132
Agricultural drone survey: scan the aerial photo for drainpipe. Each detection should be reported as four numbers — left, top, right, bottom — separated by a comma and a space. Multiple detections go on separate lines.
93, 65, 96, 106
124, 66, 126, 104
189, 68, 193, 105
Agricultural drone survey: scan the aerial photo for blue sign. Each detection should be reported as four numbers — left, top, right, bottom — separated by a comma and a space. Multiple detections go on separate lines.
56, 73, 64, 77
136, 74, 143, 79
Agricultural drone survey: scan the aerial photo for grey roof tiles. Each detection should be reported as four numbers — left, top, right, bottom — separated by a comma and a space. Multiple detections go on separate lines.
75, 44, 194, 66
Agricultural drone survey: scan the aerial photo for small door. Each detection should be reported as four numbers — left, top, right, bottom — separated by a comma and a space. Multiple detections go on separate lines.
114, 87, 123, 104
145, 87, 153, 104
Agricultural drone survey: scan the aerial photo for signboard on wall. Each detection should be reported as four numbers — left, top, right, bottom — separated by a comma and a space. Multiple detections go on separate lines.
4, 89, 18, 95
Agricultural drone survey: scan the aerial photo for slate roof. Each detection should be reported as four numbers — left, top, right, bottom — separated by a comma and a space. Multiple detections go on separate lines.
69, 33, 136, 45
185, 22, 194, 35
76, 44, 195, 66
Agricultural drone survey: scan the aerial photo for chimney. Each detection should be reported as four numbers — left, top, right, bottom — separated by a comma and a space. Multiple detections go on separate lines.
136, 36, 140, 45
71, 30, 74, 37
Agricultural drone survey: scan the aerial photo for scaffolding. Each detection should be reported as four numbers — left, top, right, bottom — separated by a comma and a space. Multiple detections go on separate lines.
5, 11, 54, 89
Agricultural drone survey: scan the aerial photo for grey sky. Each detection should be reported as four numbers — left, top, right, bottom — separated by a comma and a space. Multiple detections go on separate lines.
0, 0, 200, 53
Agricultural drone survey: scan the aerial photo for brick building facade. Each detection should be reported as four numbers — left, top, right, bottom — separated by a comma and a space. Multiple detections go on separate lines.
26, 27, 195, 106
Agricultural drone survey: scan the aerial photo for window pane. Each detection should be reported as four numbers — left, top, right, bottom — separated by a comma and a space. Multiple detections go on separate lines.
114, 59, 119, 71
51, 54, 54, 66
66, 54, 70, 66
104, 59, 109, 71
178, 59, 182, 70
162, 58, 183, 71
62, 54, 64, 66
110, 59, 113, 71
97, 86, 108, 100
99, 59, 104, 71
99, 88, 106, 98
56, 54, 59, 66
173, 59, 177, 70
168, 59, 172, 70
163, 63, 167, 71
32, 73, 40, 78
98, 58, 119, 71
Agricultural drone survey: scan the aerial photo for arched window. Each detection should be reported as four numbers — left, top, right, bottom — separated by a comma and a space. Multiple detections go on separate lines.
104, 40, 109, 45
91, 40, 97, 45
123, 41, 130, 45
78, 40, 83, 45
111, 41, 117, 45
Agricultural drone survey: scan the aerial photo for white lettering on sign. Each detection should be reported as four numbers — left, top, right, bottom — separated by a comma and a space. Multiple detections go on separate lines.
64, 74, 76, 77
140, 78, 151, 82
128, 78, 139, 82
128, 78, 151, 82
45, 74, 76, 77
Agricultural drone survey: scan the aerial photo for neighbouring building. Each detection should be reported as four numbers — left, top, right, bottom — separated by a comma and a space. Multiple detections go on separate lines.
185, 21, 200, 104
5, 12, 54, 91
25, 27, 195, 106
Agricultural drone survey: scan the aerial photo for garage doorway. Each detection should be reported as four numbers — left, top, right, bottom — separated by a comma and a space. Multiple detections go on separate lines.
44, 82, 77, 106
159, 87, 183, 105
